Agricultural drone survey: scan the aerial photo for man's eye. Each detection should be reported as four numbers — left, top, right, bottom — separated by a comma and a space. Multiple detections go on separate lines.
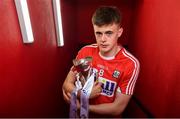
105, 32, 113, 36
106, 31, 113, 34
96, 32, 102, 36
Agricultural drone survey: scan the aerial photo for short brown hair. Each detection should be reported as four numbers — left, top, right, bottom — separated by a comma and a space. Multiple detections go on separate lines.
92, 6, 122, 26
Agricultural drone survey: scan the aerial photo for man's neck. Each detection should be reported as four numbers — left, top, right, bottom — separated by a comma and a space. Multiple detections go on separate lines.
100, 45, 122, 58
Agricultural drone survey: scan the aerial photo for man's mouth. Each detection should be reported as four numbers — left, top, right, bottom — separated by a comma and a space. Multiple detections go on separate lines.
100, 44, 108, 48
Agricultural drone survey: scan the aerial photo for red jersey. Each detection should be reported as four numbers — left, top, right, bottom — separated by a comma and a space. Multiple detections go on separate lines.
75, 44, 140, 104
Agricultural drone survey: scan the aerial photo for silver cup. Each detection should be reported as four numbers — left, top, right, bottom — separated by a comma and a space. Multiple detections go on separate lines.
73, 57, 92, 86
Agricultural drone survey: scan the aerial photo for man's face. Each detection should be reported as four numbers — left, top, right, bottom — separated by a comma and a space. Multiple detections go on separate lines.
93, 23, 123, 56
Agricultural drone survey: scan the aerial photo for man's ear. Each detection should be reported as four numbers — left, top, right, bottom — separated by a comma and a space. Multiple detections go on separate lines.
118, 27, 123, 37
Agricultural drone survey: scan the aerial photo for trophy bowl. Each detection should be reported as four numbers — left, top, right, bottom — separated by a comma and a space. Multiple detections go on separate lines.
73, 57, 92, 86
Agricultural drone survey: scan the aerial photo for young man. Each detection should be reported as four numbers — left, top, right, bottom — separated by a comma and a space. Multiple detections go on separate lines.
62, 6, 140, 117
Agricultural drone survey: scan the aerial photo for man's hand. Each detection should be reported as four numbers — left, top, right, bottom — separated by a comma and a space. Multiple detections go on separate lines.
62, 69, 77, 103
62, 87, 71, 103
89, 81, 102, 99
89, 92, 132, 116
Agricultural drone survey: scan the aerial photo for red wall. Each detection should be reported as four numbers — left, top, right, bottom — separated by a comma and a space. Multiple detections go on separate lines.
0, 0, 78, 117
128, 0, 180, 117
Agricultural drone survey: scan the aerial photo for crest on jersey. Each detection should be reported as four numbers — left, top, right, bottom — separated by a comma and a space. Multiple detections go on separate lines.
112, 70, 120, 79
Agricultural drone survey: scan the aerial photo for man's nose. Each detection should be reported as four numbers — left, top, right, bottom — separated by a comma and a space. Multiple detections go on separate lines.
101, 34, 107, 42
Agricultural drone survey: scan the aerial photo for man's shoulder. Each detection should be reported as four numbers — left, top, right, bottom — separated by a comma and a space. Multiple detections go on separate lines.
120, 48, 140, 67
77, 44, 98, 57
121, 48, 138, 60
80, 44, 98, 51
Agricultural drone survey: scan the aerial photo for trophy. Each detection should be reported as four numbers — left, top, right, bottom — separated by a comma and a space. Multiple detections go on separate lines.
70, 57, 97, 118
73, 56, 93, 87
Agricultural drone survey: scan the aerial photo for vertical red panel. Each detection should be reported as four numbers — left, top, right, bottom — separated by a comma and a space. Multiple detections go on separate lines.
0, 0, 78, 117
129, 0, 180, 117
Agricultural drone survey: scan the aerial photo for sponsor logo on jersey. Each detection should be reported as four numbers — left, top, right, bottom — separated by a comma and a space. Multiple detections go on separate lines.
112, 70, 120, 79
98, 77, 116, 97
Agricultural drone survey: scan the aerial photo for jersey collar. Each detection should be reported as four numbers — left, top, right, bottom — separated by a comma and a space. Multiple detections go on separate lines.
98, 46, 122, 60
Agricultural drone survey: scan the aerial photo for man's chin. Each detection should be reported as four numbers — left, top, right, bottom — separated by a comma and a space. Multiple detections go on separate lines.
99, 49, 106, 53
99, 47, 109, 51
99, 49, 109, 55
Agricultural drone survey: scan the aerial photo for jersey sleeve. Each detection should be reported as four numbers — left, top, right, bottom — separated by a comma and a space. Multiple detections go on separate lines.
71, 46, 93, 72
76, 46, 93, 60
117, 60, 140, 95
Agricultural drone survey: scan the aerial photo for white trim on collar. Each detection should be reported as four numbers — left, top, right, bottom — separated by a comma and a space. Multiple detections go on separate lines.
98, 46, 122, 60
99, 52, 115, 60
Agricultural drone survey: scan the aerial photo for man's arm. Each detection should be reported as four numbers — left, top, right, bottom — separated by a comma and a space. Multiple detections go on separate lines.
89, 92, 131, 116
62, 70, 77, 103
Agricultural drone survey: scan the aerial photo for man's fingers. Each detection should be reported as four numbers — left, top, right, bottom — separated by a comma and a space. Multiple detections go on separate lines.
97, 82, 103, 87
67, 92, 71, 99
94, 81, 98, 85
62, 89, 71, 103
